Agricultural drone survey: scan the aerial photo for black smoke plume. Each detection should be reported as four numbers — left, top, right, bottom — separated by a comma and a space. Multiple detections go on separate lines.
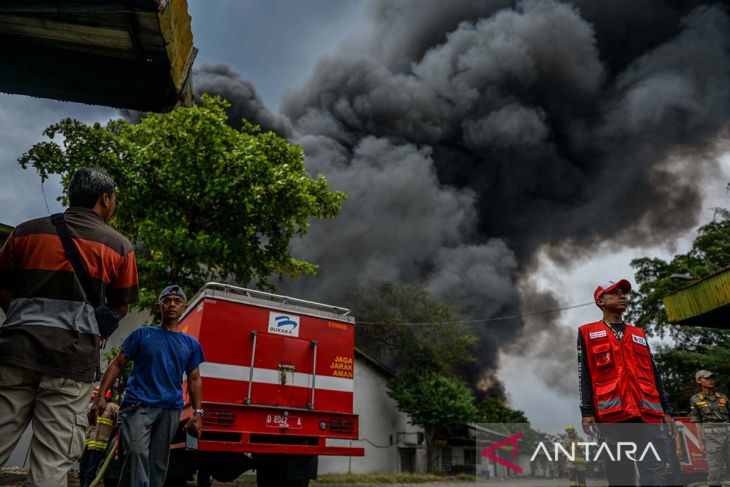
194, 64, 292, 136
195, 0, 730, 395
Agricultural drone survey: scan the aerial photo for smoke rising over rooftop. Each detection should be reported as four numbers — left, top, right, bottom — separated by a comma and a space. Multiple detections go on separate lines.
194, 0, 730, 393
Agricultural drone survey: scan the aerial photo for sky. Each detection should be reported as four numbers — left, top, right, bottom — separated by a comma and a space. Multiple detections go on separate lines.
504, 156, 729, 423
0, 1, 729, 425
0, 0, 368, 225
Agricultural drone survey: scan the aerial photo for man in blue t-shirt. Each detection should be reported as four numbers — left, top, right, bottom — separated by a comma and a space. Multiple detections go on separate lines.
95, 285, 204, 487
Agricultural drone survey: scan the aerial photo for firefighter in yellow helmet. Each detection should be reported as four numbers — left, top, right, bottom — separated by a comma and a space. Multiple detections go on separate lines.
562, 424, 587, 487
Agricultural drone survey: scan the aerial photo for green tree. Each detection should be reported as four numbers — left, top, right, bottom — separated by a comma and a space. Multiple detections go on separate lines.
653, 343, 730, 414
476, 397, 542, 453
629, 210, 730, 338
19, 95, 345, 311
388, 369, 478, 472
345, 279, 477, 376
477, 397, 528, 424
629, 209, 730, 412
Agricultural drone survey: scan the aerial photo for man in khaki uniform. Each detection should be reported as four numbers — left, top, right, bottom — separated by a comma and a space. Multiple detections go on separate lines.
562, 424, 587, 487
689, 370, 729, 487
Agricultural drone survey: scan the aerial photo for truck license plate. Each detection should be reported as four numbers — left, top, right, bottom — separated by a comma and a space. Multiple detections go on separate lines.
265, 414, 302, 429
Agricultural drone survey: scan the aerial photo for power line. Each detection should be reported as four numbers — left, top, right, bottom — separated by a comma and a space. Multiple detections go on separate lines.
357, 301, 595, 326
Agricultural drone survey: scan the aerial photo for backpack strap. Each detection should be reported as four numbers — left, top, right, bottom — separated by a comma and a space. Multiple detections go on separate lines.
51, 213, 102, 307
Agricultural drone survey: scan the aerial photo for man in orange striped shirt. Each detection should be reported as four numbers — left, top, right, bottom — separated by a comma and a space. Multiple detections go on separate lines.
0, 168, 139, 486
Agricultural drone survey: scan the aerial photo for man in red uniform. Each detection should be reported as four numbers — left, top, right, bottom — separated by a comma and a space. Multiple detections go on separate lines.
578, 279, 674, 486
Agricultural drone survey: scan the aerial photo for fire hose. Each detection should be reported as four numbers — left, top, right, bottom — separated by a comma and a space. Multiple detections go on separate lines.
89, 436, 118, 487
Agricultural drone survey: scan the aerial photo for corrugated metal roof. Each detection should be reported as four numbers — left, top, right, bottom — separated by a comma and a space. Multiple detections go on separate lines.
662, 267, 730, 328
0, 0, 195, 112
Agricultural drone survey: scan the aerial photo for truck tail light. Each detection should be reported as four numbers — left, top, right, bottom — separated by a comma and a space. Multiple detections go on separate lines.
202, 411, 235, 426
329, 419, 354, 434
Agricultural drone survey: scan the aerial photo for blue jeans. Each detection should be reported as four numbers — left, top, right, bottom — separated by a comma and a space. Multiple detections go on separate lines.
118, 405, 180, 487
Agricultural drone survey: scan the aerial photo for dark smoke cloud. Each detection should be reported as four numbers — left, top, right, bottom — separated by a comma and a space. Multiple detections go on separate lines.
508, 285, 577, 394
364, 0, 513, 72
123, 64, 293, 134
194, 0, 730, 394
193, 64, 292, 136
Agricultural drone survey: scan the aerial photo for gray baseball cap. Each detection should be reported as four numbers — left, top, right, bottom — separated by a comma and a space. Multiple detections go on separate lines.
158, 285, 187, 303
695, 370, 714, 380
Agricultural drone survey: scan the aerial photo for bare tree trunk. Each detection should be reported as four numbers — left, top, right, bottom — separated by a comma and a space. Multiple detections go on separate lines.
425, 427, 437, 473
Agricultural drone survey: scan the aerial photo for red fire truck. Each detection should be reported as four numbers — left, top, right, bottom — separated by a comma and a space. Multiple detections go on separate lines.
164, 283, 364, 486
674, 417, 709, 483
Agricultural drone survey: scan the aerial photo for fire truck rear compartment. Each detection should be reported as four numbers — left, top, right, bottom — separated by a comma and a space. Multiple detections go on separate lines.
170, 284, 364, 486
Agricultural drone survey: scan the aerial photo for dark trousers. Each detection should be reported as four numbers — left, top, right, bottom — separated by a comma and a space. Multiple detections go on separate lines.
79, 448, 106, 485
600, 422, 666, 487
568, 468, 587, 487
662, 436, 684, 487
118, 405, 180, 487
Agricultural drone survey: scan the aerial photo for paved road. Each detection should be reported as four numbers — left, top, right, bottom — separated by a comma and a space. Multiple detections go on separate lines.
363, 480, 609, 487
207, 477, 609, 487
0, 469, 615, 487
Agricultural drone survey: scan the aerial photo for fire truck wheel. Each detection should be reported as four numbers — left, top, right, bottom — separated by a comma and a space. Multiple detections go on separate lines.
256, 466, 305, 487
164, 449, 195, 487
254, 454, 315, 487
255, 468, 278, 487
196, 470, 212, 487
210, 466, 246, 482
255, 470, 309, 487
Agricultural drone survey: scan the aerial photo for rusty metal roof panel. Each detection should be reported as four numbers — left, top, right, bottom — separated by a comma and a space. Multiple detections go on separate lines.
0, 0, 194, 112
157, 0, 194, 92
662, 267, 730, 328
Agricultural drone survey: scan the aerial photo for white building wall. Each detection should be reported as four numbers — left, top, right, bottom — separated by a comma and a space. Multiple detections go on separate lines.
476, 451, 532, 479
317, 355, 425, 474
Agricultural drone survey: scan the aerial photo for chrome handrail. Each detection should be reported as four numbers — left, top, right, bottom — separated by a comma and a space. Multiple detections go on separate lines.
197, 282, 352, 316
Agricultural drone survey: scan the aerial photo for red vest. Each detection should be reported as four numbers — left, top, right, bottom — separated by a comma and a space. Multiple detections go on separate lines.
579, 321, 664, 423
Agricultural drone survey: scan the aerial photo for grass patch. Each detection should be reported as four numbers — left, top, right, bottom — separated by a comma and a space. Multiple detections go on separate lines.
313, 472, 475, 484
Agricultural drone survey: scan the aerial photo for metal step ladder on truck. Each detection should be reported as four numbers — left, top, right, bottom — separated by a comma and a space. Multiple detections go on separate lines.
165, 283, 364, 486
